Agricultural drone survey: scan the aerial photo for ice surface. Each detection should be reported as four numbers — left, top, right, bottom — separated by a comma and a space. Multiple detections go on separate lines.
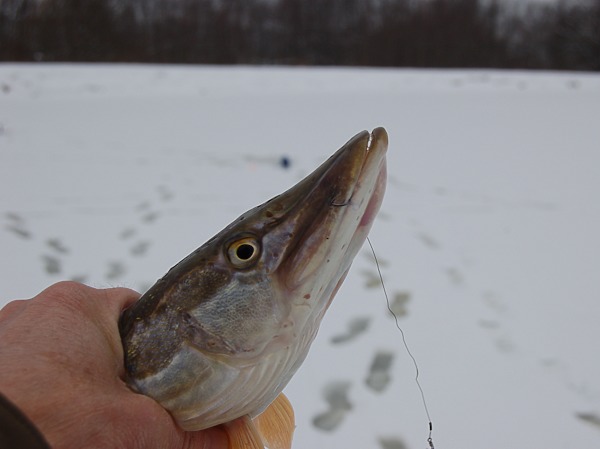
1, 64, 599, 448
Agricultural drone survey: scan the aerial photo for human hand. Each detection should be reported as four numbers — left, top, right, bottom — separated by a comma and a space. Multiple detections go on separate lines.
0, 281, 228, 449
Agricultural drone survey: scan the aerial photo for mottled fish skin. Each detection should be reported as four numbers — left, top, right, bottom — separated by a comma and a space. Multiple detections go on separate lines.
119, 128, 388, 431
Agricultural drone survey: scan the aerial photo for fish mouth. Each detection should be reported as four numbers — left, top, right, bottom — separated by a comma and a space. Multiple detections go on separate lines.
271, 127, 388, 311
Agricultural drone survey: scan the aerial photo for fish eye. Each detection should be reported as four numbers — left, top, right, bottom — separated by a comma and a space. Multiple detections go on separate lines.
227, 237, 260, 268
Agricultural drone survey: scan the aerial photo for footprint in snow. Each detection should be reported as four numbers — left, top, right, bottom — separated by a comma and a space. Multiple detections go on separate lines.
46, 238, 69, 254
120, 227, 137, 240
5, 212, 23, 222
136, 201, 151, 212
5, 212, 31, 239
480, 291, 517, 354
157, 185, 174, 202
41, 254, 61, 275
417, 232, 441, 250
445, 267, 464, 286
5, 224, 32, 239
362, 249, 390, 268
387, 291, 410, 318
312, 381, 353, 432
330, 316, 370, 344
361, 269, 383, 289
105, 261, 126, 280
134, 185, 174, 226
576, 412, 600, 430
482, 291, 509, 315
378, 436, 409, 449
141, 211, 160, 223
130, 240, 151, 257
365, 351, 395, 393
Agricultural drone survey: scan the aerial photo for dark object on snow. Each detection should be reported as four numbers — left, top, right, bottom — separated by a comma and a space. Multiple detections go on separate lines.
279, 156, 291, 169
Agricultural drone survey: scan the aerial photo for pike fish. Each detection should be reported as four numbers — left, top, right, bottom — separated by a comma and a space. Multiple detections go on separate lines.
119, 128, 388, 448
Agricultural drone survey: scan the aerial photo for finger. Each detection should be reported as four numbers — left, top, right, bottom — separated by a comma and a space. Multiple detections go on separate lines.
35, 280, 92, 302
30, 282, 140, 376
180, 426, 229, 449
34, 281, 139, 321
100, 286, 141, 314
90, 287, 140, 374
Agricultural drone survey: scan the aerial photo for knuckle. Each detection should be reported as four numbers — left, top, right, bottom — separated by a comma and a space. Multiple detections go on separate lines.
0, 299, 27, 318
36, 281, 97, 313
41, 280, 87, 302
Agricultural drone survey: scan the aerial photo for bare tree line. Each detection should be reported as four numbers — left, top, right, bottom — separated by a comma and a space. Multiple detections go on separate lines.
1, 0, 599, 70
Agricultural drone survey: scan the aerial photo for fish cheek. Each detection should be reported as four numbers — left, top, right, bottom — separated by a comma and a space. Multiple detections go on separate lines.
190, 276, 285, 356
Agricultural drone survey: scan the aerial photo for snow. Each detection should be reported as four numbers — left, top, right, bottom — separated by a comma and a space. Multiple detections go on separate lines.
1, 64, 599, 448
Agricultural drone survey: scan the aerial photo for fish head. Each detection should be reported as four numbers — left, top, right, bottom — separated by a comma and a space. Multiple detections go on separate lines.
120, 128, 387, 430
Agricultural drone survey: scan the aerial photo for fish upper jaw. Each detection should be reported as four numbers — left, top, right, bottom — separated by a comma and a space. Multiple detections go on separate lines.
276, 127, 387, 318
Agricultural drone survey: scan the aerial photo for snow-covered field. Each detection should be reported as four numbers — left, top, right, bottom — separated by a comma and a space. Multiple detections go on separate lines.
1, 64, 599, 449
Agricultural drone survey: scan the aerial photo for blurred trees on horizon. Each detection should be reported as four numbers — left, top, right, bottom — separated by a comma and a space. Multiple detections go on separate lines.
1, 0, 599, 71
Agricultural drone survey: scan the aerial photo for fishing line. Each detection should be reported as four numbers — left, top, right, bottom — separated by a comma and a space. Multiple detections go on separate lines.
367, 237, 436, 449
